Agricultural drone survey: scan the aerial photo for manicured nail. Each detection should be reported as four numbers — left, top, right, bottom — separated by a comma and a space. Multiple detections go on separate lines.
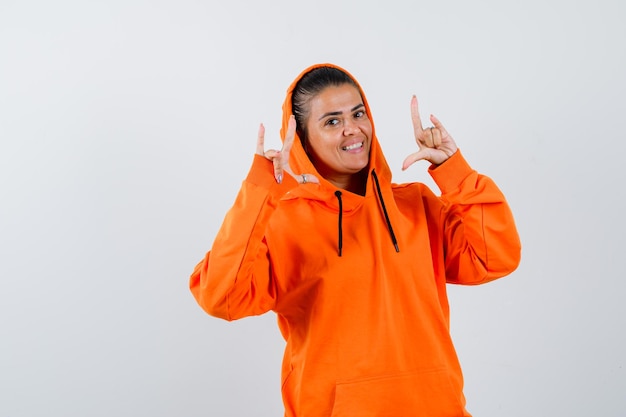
276, 174, 282, 184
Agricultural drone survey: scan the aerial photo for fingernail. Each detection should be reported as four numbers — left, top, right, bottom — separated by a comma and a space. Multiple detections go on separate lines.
276, 174, 282, 184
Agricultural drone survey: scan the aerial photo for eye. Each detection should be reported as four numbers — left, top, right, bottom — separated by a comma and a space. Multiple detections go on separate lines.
354, 110, 365, 118
325, 118, 340, 126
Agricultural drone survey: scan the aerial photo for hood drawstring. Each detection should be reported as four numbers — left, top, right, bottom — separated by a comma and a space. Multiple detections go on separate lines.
334, 191, 343, 257
333, 173, 399, 257
371, 170, 400, 253
335, 190, 343, 256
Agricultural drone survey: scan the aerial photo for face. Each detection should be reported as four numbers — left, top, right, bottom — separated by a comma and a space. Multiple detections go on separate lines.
304, 84, 373, 184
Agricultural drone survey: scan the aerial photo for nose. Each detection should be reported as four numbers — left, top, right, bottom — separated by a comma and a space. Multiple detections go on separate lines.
343, 119, 360, 136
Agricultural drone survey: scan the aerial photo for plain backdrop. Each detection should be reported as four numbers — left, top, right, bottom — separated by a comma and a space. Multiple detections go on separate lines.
1, 0, 625, 416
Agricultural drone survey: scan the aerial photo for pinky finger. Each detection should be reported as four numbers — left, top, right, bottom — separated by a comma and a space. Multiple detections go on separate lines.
430, 114, 449, 136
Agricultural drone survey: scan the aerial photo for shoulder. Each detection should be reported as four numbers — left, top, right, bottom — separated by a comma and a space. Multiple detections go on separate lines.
391, 181, 436, 201
391, 182, 445, 220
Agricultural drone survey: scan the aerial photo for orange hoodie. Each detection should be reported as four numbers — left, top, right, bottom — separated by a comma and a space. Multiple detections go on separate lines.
190, 63, 521, 417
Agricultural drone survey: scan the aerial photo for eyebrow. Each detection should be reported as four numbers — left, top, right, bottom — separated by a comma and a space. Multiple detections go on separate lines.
318, 103, 365, 121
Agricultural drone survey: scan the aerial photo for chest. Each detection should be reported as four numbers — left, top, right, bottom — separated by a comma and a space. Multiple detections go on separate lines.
265, 197, 439, 302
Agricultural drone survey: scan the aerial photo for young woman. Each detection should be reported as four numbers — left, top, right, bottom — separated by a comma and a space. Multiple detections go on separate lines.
190, 64, 521, 417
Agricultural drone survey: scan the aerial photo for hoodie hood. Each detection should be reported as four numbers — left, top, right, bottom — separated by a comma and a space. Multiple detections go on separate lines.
280, 63, 393, 205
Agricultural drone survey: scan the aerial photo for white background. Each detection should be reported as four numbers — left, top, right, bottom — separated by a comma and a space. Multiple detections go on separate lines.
1, 1, 625, 416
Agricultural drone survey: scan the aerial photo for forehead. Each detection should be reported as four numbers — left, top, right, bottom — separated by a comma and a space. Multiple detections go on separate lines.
307, 84, 363, 115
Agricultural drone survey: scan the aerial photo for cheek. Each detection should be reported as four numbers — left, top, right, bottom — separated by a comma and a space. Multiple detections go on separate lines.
307, 130, 334, 152
360, 123, 373, 142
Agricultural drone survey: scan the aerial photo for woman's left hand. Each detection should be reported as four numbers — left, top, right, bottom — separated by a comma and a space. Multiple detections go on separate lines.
402, 95, 458, 170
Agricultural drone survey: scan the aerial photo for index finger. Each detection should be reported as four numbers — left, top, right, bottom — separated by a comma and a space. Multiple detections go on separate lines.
255, 123, 265, 156
410, 95, 424, 137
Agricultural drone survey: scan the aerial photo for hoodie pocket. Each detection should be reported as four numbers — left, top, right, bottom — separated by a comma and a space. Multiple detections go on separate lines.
330, 368, 466, 417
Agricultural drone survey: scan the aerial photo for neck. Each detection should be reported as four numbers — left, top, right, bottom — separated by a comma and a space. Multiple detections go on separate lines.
325, 169, 368, 196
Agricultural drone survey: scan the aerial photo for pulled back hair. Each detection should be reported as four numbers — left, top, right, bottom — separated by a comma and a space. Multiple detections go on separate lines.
292, 66, 360, 142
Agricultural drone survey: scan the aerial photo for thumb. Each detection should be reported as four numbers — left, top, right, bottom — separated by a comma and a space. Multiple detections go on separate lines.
402, 150, 429, 170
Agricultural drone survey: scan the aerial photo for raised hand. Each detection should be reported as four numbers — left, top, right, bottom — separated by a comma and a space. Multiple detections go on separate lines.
402, 96, 458, 170
256, 115, 319, 184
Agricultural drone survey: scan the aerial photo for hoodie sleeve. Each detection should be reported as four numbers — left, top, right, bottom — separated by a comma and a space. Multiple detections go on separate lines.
428, 150, 521, 285
189, 155, 298, 321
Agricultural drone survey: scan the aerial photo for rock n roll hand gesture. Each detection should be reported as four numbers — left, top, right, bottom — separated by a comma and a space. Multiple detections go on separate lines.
402, 96, 458, 170
256, 115, 320, 185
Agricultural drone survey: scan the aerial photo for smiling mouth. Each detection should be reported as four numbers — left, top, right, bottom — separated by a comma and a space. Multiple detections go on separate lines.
342, 142, 363, 151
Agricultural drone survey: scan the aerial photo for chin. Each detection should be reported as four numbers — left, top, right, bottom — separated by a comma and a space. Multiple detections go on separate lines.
349, 162, 369, 173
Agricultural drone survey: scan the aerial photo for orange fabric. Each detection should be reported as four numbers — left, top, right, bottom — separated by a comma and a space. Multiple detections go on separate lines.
190, 63, 521, 417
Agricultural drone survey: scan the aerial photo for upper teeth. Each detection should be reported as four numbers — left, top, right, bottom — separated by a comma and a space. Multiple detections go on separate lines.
343, 142, 363, 151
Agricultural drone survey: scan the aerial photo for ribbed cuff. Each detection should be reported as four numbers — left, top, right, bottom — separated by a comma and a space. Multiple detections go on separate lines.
245, 154, 299, 196
428, 150, 474, 194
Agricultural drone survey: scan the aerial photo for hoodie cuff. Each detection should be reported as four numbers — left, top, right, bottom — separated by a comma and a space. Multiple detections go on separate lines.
428, 150, 474, 194
245, 154, 299, 196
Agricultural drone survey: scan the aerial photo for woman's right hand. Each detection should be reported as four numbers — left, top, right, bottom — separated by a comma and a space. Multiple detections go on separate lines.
256, 115, 319, 185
